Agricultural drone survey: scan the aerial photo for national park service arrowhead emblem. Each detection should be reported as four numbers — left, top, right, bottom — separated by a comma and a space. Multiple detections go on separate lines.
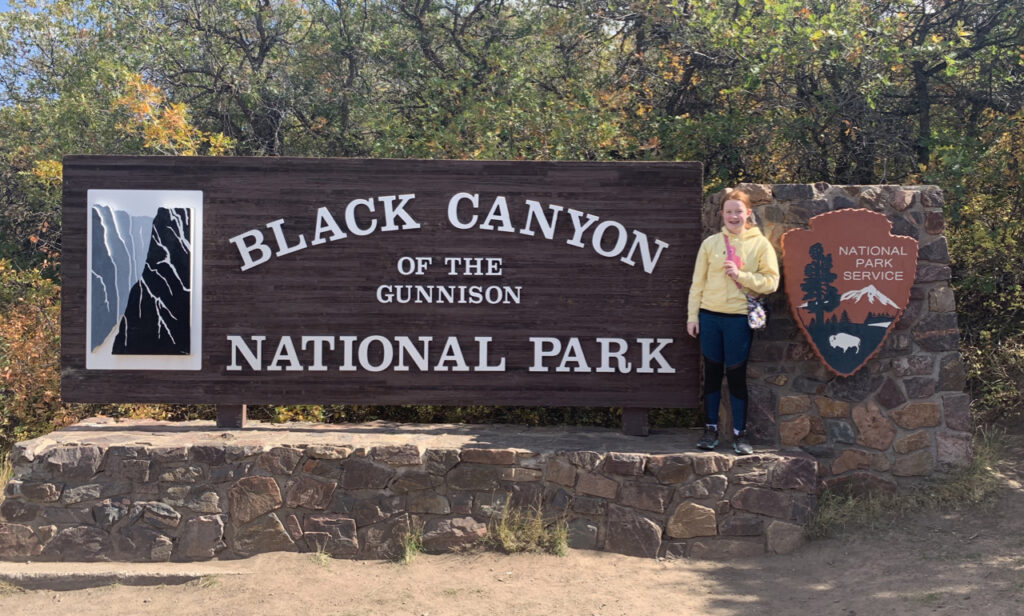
781, 209, 918, 377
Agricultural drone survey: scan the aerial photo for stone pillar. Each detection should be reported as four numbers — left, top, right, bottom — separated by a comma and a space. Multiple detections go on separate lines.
703, 184, 970, 489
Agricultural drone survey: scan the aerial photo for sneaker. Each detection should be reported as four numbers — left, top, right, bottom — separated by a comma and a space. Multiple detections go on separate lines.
696, 426, 718, 450
733, 431, 754, 455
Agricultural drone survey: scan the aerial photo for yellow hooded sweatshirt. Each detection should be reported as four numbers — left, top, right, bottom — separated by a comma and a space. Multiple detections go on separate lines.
687, 226, 780, 322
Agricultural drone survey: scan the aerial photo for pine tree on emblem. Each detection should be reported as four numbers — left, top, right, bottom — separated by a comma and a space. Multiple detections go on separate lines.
801, 242, 840, 327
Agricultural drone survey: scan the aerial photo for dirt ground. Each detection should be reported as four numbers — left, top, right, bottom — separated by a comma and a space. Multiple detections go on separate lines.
1, 433, 1022, 616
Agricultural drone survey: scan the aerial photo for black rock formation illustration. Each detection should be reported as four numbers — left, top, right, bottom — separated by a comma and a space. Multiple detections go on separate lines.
111, 207, 193, 355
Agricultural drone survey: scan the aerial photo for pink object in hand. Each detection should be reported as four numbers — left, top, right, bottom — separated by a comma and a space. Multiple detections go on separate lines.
724, 236, 742, 268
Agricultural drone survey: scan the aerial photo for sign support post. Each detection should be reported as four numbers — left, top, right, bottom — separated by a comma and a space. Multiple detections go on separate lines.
216, 405, 247, 429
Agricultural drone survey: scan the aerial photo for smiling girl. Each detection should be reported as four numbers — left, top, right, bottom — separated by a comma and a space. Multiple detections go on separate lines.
686, 188, 779, 454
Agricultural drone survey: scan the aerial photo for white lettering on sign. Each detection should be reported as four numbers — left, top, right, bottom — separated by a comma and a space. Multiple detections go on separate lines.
231, 191, 669, 274
228, 194, 419, 271
225, 335, 673, 373
528, 337, 675, 373
837, 244, 908, 282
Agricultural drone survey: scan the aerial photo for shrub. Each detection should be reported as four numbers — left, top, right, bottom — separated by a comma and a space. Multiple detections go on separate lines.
0, 260, 79, 453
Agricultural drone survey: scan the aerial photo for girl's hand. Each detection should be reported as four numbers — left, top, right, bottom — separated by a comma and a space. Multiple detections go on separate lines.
723, 260, 740, 280
687, 321, 699, 338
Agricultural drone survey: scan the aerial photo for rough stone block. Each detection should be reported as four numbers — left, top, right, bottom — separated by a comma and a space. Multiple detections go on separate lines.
924, 210, 945, 234
1, 499, 40, 523
815, 397, 851, 418
891, 355, 935, 377
576, 472, 618, 499
892, 402, 941, 429
0, 523, 42, 559
449, 492, 473, 515
257, 447, 303, 475
853, 401, 896, 450
229, 476, 283, 525
677, 474, 728, 500
500, 467, 543, 482
605, 505, 662, 558
903, 377, 936, 400
618, 483, 674, 513
564, 451, 604, 471
766, 520, 805, 554
157, 465, 205, 483
780, 415, 811, 446
891, 189, 914, 211
284, 476, 336, 510
61, 484, 102, 505
718, 515, 764, 537
189, 445, 227, 466
353, 495, 404, 527
20, 482, 61, 503
770, 457, 817, 493
939, 353, 967, 392
358, 514, 411, 560
646, 454, 694, 484
825, 419, 856, 444
893, 431, 931, 455
572, 496, 606, 516
936, 433, 973, 469
150, 447, 189, 463
772, 184, 814, 200
284, 514, 303, 541
43, 446, 103, 480
40, 526, 112, 562
692, 454, 733, 476
302, 459, 343, 480
666, 502, 717, 539
567, 518, 599, 550
390, 470, 441, 493
827, 371, 885, 403
407, 492, 451, 515
892, 449, 934, 477
342, 458, 396, 490
832, 449, 877, 475
928, 285, 956, 312
460, 448, 516, 465
913, 312, 960, 352
779, 395, 812, 415
302, 514, 358, 555
603, 453, 646, 476
120, 459, 151, 483
421, 517, 487, 553
176, 515, 225, 560
446, 464, 502, 492
730, 487, 792, 520
544, 458, 577, 487
306, 445, 351, 460
916, 264, 951, 283
370, 444, 422, 466
876, 378, 907, 410
120, 526, 173, 562
943, 392, 972, 432
233, 513, 297, 557
423, 449, 461, 475
472, 491, 508, 518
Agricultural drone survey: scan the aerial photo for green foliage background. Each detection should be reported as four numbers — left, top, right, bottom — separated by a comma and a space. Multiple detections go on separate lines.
1, 0, 1022, 451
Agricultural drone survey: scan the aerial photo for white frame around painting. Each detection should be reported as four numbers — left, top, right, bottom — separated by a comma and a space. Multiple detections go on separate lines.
86, 189, 203, 370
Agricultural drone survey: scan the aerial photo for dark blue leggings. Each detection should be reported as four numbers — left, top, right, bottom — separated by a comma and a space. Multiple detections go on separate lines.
698, 310, 751, 432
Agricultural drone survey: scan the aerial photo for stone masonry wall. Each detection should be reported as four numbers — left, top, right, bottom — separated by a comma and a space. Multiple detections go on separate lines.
705, 184, 971, 492
0, 421, 817, 561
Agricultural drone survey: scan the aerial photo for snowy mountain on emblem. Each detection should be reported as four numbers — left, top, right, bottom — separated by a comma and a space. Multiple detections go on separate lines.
840, 284, 898, 309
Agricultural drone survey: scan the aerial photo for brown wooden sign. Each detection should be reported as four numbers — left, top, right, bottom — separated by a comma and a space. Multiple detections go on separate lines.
781, 209, 918, 376
61, 156, 702, 407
